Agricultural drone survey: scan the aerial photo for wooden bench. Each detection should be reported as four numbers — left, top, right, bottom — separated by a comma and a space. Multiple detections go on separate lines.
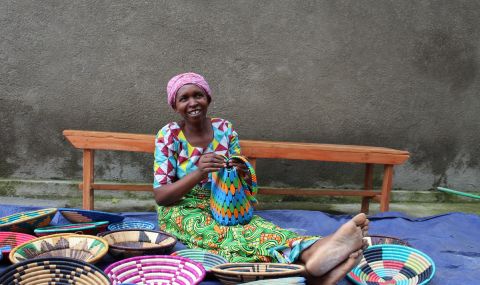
63, 130, 409, 213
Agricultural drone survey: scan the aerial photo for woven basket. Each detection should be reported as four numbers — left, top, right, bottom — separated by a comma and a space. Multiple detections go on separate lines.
172, 249, 228, 272
98, 229, 177, 259
0, 208, 57, 235
34, 221, 109, 236
0, 257, 110, 285
59, 208, 124, 223
365, 234, 410, 247
243, 277, 306, 284
348, 244, 436, 285
9, 233, 109, 264
211, 263, 305, 285
105, 255, 206, 285
107, 220, 155, 231
0, 231, 37, 260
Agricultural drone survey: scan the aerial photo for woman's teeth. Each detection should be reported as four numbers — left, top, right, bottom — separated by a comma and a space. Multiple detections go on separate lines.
188, 110, 200, 115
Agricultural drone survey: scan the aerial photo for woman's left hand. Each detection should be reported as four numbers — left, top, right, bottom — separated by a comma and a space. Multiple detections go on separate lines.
229, 160, 251, 181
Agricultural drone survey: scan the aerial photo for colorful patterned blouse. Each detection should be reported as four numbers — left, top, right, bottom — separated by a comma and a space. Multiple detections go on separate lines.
153, 118, 241, 189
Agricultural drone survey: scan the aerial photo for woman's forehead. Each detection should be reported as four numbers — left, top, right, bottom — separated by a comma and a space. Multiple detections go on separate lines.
177, 84, 205, 96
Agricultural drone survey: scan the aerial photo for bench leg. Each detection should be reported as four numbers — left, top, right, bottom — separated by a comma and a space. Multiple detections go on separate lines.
361, 163, 373, 214
380, 164, 394, 212
83, 149, 95, 210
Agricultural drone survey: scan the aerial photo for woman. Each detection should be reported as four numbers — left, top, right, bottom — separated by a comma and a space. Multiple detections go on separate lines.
153, 72, 368, 284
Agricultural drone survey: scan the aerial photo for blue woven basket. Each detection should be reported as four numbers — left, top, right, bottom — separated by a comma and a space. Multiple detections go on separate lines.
347, 244, 435, 285
59, 208, 124, 223
107, 220, 155, 231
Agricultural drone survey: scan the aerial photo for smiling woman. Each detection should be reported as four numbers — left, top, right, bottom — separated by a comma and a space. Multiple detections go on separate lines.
152, 72, 369, 285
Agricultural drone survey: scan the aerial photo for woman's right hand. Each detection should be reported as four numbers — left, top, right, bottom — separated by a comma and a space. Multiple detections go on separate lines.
197, 153, 226, 178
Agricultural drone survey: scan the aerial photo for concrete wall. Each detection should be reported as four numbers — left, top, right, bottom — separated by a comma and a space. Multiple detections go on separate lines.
1, 1, 480, 191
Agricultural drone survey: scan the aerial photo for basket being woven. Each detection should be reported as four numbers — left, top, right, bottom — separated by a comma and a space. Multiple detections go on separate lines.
0, 208, 57, 234
9, 233, 109, 264
105, 255, 206, 285
0, 257, 110, 285
347, 244, 435, 285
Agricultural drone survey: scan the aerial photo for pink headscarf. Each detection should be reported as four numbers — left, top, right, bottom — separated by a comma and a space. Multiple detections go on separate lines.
166, 72, 212, 108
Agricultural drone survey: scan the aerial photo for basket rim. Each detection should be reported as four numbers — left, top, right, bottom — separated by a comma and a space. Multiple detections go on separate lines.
347, 244, 436, 285
98, 229, 177, 250
0, 208, 57, 228
210, 262, 305, 277
34, 220, 109, 234
0, 257, 110, 284
8, 233, 109, 264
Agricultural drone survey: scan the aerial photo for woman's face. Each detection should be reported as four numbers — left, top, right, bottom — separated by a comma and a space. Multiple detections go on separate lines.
174, 84, 210, 121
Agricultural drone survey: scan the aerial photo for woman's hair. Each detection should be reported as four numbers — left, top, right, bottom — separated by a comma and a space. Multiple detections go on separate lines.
166, 72, 212, 108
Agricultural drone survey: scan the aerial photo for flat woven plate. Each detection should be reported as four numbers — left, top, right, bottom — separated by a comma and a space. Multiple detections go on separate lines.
9, 233, 109, 264
0, 231, 36, 259
34, 221, 109, 236
365, 235, 410, 247
348, 244, 436, 285
0, 208, 57, 234
0, 257, 110, 285
172, 249, 228, 272
211, 263, 305, 285
98, 229, 177, 259
107, 220, 155, 231
59, 208, 124, 223
105, 255, 206, 285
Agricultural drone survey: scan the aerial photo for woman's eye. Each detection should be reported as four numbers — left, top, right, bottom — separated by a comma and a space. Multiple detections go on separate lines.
195, 93, 204, 98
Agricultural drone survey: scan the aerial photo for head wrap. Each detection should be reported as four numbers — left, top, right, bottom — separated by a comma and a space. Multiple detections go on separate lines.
166, 72, 212, 108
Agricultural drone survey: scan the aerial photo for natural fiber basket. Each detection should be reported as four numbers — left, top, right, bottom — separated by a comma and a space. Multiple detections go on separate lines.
0, 208, 57, 235
348, 244, 435, 285
104, 255, 206, 285
9, 233, 109, 264
34, 221, 109, 236
107, 220, 155, 231
243, 277, 306, 284
0, 231, 36, 260
365, 234, 410, 247
59, 208, 124, 223
172, 249, 228, 272
0, 257, 110, 285
98, 229, 177, 259
211, 263, 305, 285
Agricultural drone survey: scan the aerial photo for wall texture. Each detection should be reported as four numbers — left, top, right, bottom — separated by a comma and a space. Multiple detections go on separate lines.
1, 1, 480, 191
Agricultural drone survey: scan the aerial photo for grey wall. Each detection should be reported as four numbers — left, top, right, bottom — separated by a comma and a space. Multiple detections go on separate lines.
1, 0, 480, 191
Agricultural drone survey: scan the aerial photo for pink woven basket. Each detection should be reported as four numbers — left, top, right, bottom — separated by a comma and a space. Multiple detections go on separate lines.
104, 255, 206, 285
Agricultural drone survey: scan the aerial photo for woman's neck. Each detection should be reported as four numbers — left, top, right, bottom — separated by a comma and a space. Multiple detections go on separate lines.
181, 117, 211, 134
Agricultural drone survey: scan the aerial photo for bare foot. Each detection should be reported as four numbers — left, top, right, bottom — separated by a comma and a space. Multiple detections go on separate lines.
305, 213, 367, 277
314, 249, 363, 285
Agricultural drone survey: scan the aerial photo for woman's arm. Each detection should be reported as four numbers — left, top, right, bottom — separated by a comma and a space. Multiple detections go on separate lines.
154, 152, 226, 206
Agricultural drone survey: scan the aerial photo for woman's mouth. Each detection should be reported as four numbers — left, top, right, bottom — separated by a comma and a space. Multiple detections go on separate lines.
187, 109, 201, 116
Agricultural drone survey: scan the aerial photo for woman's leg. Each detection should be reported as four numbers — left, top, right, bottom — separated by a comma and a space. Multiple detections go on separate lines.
300, 213, 368, 277
307, 249, 363, 285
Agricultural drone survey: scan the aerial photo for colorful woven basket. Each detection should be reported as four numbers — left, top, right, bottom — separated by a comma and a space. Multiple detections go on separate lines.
107, 220, 156, 231
365, 235, 411, 247
210, 155, 258, 226
105, 255, 206, 285
98, 229, 177, 259
0, 231, 36, 260
0, 257, 110, 285
211, 263, 305, 285
0, 208, 57, 234
347, 244, 436, 285
172, 249, 228, 272
34, 220, 109, 236
9, 233, 109, 264
59, 208, 124, 223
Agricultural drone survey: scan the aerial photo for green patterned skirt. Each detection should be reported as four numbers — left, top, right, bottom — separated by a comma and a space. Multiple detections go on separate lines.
157, 186, 319, 263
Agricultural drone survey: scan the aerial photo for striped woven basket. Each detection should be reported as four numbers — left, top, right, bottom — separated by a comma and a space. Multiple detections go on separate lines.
34, 221, 109, 236
211, 263, 305, 285
105, 255, 206, 285
9, 233, 109, 264
107, 220, 156, 231
0, 257, 110, 285
172, 249, 228, 272
59, 208, 124, 223
347, 244, 436, 285
0, 231, 36, 260
0, 208, 57, 235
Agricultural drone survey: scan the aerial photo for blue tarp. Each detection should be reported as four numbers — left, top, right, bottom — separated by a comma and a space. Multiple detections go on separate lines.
1, 204, 479, 284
